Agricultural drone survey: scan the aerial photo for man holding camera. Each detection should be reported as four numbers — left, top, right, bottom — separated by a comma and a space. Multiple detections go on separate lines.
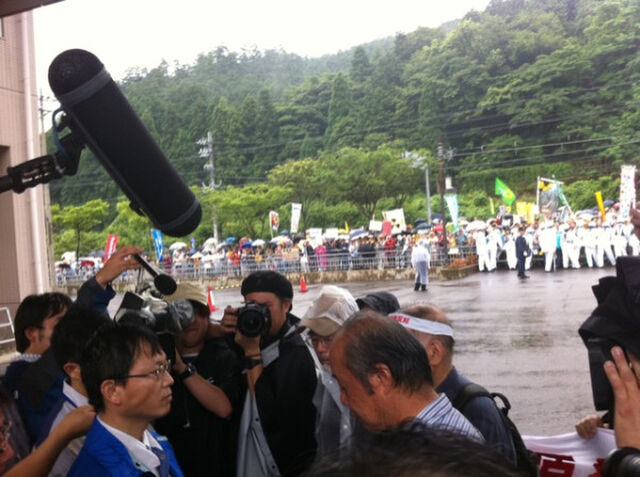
222, 271, 317, 476
156, 283, 242, 477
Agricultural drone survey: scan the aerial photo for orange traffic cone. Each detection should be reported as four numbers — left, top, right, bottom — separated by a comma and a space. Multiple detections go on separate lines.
207, 285, 218, 313
299, 274, 308, 293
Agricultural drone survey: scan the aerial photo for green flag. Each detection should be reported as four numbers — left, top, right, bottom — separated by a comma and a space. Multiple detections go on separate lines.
495, 177, 516, 205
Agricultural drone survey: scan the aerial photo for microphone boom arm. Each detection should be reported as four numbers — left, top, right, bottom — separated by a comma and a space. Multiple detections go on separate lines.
0, 131, 85, 194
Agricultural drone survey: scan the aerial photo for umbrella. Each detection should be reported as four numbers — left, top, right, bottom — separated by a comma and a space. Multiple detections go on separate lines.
415, 223, 431, 231
169, 242, 187, 251
279, 230, 290, 236
190, 252, 204, 259
270, 236, 290, 245
225, 237, 237, 243
349, 228, 368, 240
89, 250, 105, 258
604, 199, 615, 208
467, 220, 487, 231
253, 239, 266, 247
241, 241, 253, 249
203, 237, 217, 249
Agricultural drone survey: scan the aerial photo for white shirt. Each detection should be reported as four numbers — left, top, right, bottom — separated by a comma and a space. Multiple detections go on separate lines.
98, 417, 163, 477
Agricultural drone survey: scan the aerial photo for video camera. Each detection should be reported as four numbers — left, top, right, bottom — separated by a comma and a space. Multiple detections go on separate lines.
580, 257, 640, 411
236, 301, 271, 338
115, 291, 196, 362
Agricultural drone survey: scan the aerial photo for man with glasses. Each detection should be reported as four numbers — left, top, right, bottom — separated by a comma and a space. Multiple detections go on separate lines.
300, 286, 358, 456
68, 323, 183, 477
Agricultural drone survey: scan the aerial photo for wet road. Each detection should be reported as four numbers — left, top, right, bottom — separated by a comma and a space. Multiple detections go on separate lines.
212, 267, 613, 435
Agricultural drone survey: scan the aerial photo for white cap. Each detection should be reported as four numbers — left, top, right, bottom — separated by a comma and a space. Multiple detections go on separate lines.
300, 285, 358, 336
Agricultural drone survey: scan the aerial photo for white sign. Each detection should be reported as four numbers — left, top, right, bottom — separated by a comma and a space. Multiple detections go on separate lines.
620, 165, 637, 221
291, 203, 302, 234
382, 208, 406, 233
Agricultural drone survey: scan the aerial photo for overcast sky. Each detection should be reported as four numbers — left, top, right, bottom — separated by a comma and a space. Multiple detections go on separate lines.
34, 0, 491, 102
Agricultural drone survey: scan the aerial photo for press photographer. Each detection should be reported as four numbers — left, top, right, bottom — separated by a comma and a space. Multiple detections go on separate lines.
221, 271, 317, 477
152, 283, 241, 477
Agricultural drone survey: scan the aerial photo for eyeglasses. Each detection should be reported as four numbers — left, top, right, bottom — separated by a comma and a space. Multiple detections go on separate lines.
310, 335, 333, 346
0, 420, 12, 454
114, 360, 173, 381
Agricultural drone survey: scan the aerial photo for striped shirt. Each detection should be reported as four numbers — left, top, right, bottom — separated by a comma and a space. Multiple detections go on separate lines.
415, 394, 484, 442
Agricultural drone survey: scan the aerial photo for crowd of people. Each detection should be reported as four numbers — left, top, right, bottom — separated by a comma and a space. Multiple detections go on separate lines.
7, 210, 640, 476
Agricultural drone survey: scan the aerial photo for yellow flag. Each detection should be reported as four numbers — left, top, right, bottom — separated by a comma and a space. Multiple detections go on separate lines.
595, 191, 606, 220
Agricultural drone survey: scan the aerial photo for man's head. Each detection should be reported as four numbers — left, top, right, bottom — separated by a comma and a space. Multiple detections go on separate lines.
166, 283, 210, 349
356, 292, 400, 315
81, 324, 173, 422
241, 271, 293, 337
301, 286, 358, 366
307, 423, 520, 477
391, 305, 455, 387
329, 310, 433, 430
51, 306, 112, 396
14, 293, 72, 354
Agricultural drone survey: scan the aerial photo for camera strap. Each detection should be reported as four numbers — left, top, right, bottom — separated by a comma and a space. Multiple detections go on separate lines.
261, 326, 296, 367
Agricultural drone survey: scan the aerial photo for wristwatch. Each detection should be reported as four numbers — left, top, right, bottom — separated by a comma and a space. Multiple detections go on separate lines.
244, 355, 263, 370
178, 362, 197, 381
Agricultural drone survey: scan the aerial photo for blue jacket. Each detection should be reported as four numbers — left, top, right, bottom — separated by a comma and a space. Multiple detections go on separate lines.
68, 418, 184, 477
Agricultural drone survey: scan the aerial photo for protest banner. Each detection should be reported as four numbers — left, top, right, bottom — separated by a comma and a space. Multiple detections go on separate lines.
524, 429, 615, 477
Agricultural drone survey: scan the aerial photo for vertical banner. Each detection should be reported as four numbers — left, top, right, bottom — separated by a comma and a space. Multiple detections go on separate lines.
104, 234, 119, 260
620, 165, 637, 220
595, 191, 606, 221
269, 211, 280, 232
444, 193, 459, 230
151, 229, 164, 261
291, 203, 302, 234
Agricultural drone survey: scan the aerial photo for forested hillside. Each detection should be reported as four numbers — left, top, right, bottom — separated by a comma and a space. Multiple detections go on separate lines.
48, 0, 640, 253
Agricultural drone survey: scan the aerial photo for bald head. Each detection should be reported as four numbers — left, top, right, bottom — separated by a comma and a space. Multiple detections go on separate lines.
399, 304, 455, 354
333, 309, 433, 394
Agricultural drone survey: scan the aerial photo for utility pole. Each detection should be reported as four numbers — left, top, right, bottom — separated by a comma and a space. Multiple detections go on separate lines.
39, 90, 56, 287
198, 132, 219, 244
437, 140, 449, 263
425, 163, 431, 224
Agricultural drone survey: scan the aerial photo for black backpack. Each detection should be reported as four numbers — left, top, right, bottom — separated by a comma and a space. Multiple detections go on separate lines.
452, 383, 540, 477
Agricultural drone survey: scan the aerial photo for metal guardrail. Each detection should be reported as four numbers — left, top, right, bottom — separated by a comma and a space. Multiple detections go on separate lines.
0, 307, 15, 346
55, 246, 478, 285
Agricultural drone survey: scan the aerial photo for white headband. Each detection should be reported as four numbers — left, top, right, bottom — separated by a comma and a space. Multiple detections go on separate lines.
390, 313, 454, 337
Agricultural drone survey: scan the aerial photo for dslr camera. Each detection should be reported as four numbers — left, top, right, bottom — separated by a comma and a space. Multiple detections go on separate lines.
236, 301, 271, 338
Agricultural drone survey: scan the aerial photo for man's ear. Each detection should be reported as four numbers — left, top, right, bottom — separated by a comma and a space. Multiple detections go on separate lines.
368, 364, 394, 394
101, 379, 123, 407
63, 362, 82, 381
426, 339, 445, 366
24, 326, 40, 345
282, 300, 292, 315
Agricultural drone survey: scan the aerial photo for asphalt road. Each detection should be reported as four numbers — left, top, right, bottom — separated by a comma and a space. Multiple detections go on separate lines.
211, 266, 614, 436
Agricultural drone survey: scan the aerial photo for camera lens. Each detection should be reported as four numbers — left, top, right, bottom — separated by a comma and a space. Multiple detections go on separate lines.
238, 308, 266, 337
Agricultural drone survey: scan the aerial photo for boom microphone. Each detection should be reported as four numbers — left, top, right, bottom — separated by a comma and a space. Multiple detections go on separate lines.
48, 49, 201, 237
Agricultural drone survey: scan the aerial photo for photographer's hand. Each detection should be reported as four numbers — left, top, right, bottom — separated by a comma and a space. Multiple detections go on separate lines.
221, 306, 238, 334
235, 330, 262, 394
95, 244, 144, 289
604, 346, 640, 449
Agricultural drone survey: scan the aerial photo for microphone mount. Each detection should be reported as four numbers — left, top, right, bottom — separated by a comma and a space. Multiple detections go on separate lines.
0, 111, 85, 194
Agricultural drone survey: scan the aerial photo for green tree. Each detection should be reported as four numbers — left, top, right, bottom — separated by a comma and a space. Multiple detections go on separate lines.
51, 199, 110, 259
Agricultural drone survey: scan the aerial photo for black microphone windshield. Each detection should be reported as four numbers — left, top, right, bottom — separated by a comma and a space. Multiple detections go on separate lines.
48, 49, 201, 237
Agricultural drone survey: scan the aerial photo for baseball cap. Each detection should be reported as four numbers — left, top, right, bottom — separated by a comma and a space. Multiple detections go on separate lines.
301, 286, 358, 336
165, 282, 207, 308
356, 291, 400, 315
